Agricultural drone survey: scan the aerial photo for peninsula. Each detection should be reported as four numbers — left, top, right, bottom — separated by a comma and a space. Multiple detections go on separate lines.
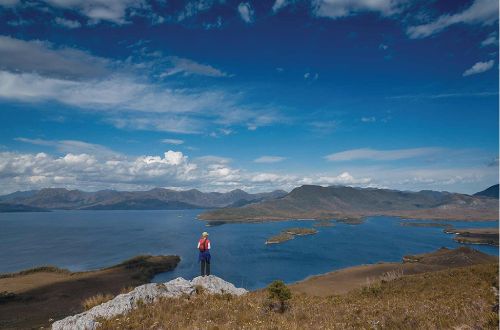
0, 255, 180, 329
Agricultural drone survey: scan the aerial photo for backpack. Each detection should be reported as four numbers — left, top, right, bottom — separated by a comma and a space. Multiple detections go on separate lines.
199, 238, 209, 252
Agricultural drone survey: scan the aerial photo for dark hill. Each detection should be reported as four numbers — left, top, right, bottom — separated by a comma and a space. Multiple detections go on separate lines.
199, 185, 499, 221
0, 188, 287, 211
474, 184, 499, 198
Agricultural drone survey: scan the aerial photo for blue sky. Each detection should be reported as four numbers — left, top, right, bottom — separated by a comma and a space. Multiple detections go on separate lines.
0, 0, 498, 194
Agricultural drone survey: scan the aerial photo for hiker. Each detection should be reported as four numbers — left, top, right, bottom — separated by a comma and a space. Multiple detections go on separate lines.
198, 231, 211, 276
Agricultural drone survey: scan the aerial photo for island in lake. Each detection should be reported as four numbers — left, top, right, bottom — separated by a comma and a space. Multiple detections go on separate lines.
266, 227, 318, 244
444, 227, 499, 246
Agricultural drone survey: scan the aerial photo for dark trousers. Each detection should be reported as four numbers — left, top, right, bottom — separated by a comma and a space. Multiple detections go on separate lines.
200, 259, 210, 276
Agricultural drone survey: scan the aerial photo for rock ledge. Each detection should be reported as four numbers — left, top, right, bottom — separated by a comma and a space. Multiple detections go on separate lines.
52, 275, 247, 330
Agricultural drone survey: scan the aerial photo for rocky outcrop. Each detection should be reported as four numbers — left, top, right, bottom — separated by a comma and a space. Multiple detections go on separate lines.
52, 275, 247, 330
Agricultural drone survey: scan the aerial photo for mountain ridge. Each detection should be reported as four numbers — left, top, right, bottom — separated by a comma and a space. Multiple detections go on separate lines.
199, 184, 499, 221
0, 188, 287, 212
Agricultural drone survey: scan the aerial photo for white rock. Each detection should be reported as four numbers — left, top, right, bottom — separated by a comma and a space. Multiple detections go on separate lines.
191, 275, 247, 296
52, 276, 247, 330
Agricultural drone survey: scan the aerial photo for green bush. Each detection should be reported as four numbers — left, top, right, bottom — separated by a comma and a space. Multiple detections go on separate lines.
267, 280, 291, 312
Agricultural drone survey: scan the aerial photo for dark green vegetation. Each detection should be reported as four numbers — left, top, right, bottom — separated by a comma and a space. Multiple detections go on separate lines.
0, 187, 286, 211
200, 185, 499, 221
474, 184, 499, 199
444, 228, 499, 246
99, 252, 499, 329
266, 280, 292, 312
265, 227, 318, 244
0, 202, 48, 212
0, 255, 179, 329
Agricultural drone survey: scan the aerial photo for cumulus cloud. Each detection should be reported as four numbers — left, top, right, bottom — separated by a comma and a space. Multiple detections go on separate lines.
463, 60, 495, 77
238, 2, 254, 23
325, 147, 442, 161
0, 146, 495, 194
312, 0, 404, 19
407, 0, 498, 39
161, 56, 229, 78
254, 156, 286, 163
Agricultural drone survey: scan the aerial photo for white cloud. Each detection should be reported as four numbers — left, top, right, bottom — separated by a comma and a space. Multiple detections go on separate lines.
0, 147, 495, 194
0, 0, 19, 6
0, 35, 110, 79
304, 72, 319, 80
481, 32, 498, 47
309, 120, 337, 133
238, 2, 254, 23
161, 138, 184, 145
195, 155, 232, 164
272, 0, 289, 12
463, 60, 495, 77
161, 56, 229, 78
0, 36, 282, 134
407, 0, 499, 39
312, 0, 404, 19
176, 0, 217, 21
325, 147, 442, 161
43, 0, 145, 24
14, 138, 121, 158
54, 17, 82, 28
254, 156, 286, 163
361, 116, 376, 122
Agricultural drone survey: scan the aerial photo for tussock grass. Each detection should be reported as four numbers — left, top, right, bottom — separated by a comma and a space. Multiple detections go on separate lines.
82, 293, 114, 311
99, 263, 499, 330
0, 266, 70, 279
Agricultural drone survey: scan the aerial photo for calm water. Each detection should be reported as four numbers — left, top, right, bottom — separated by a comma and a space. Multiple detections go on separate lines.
0, 210, 497, 290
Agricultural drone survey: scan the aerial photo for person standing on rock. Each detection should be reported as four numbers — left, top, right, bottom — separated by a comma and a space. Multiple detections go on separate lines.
198, 231, 211, 276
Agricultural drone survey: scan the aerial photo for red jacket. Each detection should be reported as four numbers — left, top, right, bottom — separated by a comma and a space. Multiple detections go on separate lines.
197, 238, 211, 252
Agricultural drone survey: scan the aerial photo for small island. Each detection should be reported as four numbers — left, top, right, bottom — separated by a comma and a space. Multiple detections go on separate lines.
313, 220, 336, 227
266, 227, 318, 244
444, 227, 499, 246
400, 222, 452, 229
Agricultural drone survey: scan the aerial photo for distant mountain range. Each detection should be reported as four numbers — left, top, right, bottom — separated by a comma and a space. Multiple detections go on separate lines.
473, 184, 499, 199
0, 188, 287, 212
199, 185, 499, 221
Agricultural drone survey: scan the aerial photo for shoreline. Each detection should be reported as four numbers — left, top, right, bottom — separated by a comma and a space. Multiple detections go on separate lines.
289, 246, 499, 297
199, 213, 500, 223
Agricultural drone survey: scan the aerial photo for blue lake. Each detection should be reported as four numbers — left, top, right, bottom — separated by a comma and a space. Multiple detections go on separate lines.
0, 210, 497, 290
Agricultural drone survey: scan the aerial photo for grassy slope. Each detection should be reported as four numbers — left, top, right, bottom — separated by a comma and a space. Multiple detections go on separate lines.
99, 262, 499, 329
0, 255, 180, 329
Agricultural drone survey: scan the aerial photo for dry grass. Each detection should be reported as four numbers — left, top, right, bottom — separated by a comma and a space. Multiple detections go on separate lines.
99, 263, 499, 330
82, 293, 114, 311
